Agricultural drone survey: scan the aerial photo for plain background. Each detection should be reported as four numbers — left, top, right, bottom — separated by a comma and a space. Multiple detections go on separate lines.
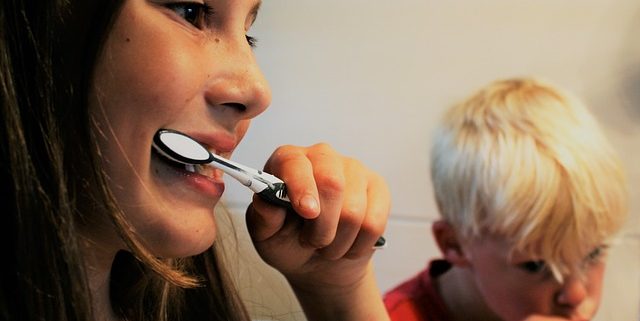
218, 1, 640, 320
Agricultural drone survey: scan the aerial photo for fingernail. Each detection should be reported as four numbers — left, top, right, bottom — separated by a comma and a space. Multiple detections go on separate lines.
299, 194, 319, 215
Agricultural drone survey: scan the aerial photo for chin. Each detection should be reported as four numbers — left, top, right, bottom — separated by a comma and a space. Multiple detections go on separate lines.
153, 230, 217, 258
142, 213, 218, 258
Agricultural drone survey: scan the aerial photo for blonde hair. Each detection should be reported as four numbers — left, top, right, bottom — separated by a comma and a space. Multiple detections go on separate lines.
430, 78, 628, 277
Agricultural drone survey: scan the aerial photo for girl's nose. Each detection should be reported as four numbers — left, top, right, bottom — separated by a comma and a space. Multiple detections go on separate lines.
203, 37, 271, 121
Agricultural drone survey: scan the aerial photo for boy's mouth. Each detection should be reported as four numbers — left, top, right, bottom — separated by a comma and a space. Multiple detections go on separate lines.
569, 298, 596, 321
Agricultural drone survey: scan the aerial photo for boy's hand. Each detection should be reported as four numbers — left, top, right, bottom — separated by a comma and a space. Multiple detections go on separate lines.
246, 143, 390, 321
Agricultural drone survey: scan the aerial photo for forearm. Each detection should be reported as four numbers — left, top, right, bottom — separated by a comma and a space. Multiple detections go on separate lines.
291, 265, 390, 321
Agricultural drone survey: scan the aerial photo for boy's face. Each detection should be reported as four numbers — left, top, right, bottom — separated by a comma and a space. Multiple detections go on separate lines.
463, 236, 606, 321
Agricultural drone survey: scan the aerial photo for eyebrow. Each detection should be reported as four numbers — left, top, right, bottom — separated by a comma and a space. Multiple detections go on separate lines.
249, 0, 261, 25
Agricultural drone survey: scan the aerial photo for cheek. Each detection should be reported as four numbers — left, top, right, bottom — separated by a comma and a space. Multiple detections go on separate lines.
92, 5, 209, 131
585, 262, 606, 301
235, 120, 251, 142
90, 18, 208, 181
473, 269, 555, 320
93, 36, 203, 127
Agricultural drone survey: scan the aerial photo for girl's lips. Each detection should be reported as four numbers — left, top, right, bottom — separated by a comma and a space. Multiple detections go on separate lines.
188, 131, 238, 156
151, 149, 225, 199
184, 171, 225, 199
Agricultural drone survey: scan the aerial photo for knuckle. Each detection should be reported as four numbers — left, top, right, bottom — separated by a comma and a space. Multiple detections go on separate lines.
340, 203, 365, 226
361, 217, 385, 237
371, 171, 387, 185
310, 142, 333, 153
269, 145, 301, 162
265, 145, 304, 171
309, 232, 335, 248
344, 156, 364, 169
315, 173, 345, 196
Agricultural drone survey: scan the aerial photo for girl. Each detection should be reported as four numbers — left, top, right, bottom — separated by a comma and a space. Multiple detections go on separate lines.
0, 0, 390, 320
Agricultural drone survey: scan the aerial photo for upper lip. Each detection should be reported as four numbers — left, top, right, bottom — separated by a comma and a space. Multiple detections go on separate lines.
184, 130, 238, 156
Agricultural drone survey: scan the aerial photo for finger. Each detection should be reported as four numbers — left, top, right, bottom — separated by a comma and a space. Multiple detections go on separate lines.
299, 144, 345, 248
245, 195, 288, 242
317, 158, 368, 259
345, 172, 390, 258
264, 145, 320, 219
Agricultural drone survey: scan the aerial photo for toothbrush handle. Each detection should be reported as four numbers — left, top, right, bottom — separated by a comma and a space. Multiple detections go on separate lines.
256, 182, 292, 209
374, 236, 387, 249
257, 184, 386, 250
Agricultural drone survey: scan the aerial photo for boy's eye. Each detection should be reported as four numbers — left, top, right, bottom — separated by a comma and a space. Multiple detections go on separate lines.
585, 246, 606, 263
519, 260, 546, 274
166, 2, 211, 29
587, 247, 601, 260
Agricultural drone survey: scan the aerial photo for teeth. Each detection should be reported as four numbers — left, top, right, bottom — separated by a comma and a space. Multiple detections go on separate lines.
181, 149, 224, 179
196, 164, 216, 178
183, 163, 221, 179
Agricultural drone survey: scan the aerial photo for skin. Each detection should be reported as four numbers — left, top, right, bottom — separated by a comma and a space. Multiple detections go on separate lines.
85, 1, 390, 320
89, 0, 270, 258
433, 221, 605, 321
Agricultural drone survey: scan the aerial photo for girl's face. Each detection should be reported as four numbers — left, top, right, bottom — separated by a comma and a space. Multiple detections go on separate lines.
89, 0, 270, 257
464, 236, 606, 321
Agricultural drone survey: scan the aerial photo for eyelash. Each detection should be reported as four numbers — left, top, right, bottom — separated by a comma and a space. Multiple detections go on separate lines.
585, 246, 606, 263
166, 2, 258, 48
518, 246, 607, 274
166, 2, 212, 30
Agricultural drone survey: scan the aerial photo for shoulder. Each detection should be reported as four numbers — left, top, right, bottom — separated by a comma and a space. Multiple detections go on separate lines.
383, 260, 452, 321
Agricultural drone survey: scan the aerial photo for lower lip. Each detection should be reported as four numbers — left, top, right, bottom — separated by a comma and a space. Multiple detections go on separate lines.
153, 154, 225, 199
183, 171, 225, 198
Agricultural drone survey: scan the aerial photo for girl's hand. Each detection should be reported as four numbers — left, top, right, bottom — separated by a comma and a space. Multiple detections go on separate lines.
246, 143, 390, 321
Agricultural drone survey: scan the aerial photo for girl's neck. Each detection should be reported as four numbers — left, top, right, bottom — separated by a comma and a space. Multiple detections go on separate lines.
437, 266, 502, 321
80, 239, 122, 321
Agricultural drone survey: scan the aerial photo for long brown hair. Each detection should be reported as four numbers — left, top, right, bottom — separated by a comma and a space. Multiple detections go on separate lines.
0, 0, 249, 320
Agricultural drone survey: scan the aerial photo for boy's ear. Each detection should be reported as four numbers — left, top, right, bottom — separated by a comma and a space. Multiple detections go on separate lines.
432, 220, 471, 267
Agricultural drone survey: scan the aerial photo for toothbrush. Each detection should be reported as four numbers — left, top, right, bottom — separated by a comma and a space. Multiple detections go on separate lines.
152, 128, 386, 249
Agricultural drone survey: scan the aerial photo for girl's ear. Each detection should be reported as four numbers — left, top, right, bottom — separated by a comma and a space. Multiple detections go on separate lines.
432, 220, 471, 267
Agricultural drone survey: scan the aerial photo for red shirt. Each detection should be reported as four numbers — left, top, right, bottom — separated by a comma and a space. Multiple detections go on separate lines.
384, 260, 454, 321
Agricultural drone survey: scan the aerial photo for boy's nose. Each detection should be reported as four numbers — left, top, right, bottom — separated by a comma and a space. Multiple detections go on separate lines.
555, 276, 587, 307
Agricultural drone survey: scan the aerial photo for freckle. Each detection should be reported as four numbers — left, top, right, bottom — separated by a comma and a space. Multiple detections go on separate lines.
215, 38, 220, 43
126, 38, 131, 42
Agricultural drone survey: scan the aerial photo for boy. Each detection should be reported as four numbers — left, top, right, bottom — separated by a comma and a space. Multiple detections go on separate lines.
384, 78, 628, 321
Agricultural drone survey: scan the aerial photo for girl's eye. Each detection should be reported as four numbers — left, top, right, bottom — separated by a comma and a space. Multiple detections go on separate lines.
166, 2, 212, 29
519, 260, 546, 274
245, 35, 257, 48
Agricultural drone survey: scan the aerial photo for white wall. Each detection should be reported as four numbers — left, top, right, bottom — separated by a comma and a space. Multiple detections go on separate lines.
220, 1, 640, 320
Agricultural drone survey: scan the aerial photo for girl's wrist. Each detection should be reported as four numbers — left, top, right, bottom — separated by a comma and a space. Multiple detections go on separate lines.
290, 264, 390, 321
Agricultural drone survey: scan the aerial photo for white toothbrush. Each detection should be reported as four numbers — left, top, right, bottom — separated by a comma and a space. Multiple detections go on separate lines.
152, 128, 387, 249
